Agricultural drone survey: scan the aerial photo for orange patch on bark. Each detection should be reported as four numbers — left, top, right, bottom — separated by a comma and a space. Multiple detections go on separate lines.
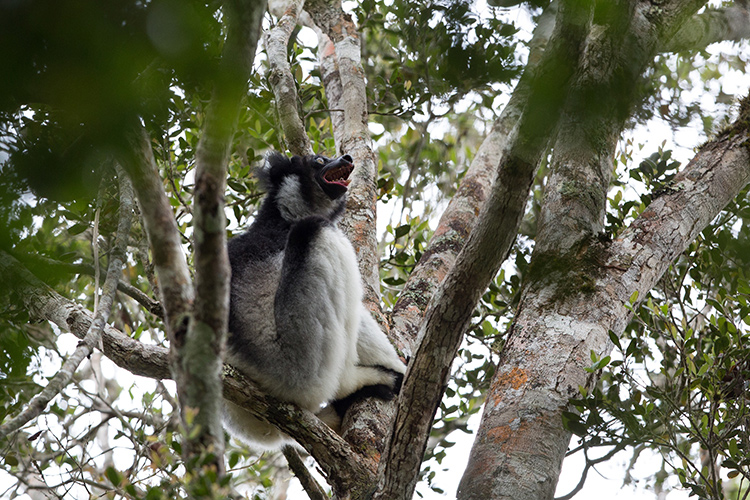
486, 420, 531, 451
489, 367, 528, 405
321, 40, 336, 58
487, 425, 513, 443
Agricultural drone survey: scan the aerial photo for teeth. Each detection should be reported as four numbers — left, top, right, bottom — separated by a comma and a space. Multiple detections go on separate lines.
325, 165, 352, 185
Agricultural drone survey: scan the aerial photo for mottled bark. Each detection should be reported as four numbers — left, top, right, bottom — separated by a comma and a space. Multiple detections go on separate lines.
222, 368, 377, 498
376, 1, 597, 498
265, 0, 313, 156
306, 0, 381, 301
459, 97, 750, 500
661, 1, 750, 53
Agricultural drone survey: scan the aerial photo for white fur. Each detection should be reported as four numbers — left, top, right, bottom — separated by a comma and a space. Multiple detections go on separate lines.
276, 176, 341, 222
226, 163, 406, 450
276, 177, 311, 220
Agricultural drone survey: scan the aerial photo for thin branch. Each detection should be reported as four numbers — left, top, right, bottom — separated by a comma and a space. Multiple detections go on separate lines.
0, 252, 171, 380
9, 253, 163, 318
281, 446, 328, 500
163, 136, 192, 214
2, 250, 375, 497
555, 444, 625, 500
120, 122, 194, 341
0, 170, 135, 440
222, 367, 375, 497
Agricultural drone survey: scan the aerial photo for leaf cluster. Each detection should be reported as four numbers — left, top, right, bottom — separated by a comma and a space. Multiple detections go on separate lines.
565, 184, 750, 498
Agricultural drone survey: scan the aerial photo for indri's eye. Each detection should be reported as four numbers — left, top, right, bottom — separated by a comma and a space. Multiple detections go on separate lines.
315, 157, 325, 165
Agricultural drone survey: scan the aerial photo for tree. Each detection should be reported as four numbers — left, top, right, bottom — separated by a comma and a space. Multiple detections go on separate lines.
1, 0, 750, 499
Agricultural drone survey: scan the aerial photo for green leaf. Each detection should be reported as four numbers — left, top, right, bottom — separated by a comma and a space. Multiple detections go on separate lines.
68, 223, 89, 235
105, 466, 122, 486
561, 411, 588, 436
394, 224, 410, 239
608, 330, 621, 350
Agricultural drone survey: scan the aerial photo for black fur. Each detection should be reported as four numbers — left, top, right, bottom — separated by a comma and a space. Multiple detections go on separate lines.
224, 152, 406, 448
331, 368, 405, 418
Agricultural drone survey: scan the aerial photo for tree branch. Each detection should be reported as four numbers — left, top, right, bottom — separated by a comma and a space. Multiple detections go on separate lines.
459, 94, 750, 500
2, 251, 376, 495
281, 446, 328, 500
554, 444, 625, 500
389, 2, 558, 350
610, 98, 750, 308
119, 122, 194, 346
0, 253, 170, 379
265, 0, 313, 156
376, 1, 596, 497
306, 0, 381, 302
222, 367, 376, 497
660, 2, 750, 53
182, 0, 266, 474
458, 1, 739, 496
0, 171, 135, 440
9, 253, 163, 318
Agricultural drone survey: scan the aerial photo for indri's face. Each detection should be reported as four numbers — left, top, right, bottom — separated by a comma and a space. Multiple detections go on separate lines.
265, 153, 355, 221
310, 154, 354, 200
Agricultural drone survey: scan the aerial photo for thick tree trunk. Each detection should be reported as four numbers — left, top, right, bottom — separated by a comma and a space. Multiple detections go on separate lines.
376, 1, 597, 497
455, 1, 714, 497
458, 100, 750, 499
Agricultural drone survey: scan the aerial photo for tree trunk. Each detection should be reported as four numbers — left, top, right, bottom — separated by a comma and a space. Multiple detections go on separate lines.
458, 99, 750, 500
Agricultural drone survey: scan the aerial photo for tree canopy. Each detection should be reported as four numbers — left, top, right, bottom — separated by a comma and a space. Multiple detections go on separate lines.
1, 0, 750, 499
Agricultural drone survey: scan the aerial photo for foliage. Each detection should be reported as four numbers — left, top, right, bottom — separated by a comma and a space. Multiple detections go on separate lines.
564, 169, 750, 498
0, 0, 749, 498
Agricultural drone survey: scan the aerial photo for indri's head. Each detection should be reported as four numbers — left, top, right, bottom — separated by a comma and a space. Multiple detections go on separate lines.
259, 152, 354, 222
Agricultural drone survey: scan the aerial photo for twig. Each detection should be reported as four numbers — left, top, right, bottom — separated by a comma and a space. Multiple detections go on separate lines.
9, 253, 164, 318
93, 203, 101, 314
281, 445, 328, 500
554, 444, 625, 500
303, 107, 345, 120
164, 136, 191, 214
0, 169, 135, 440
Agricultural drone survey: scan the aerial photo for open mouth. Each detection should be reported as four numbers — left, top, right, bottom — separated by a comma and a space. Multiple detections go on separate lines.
322, 161, 354, 188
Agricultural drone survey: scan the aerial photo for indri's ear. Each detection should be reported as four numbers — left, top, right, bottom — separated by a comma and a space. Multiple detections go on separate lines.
256, 151, 291, 191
